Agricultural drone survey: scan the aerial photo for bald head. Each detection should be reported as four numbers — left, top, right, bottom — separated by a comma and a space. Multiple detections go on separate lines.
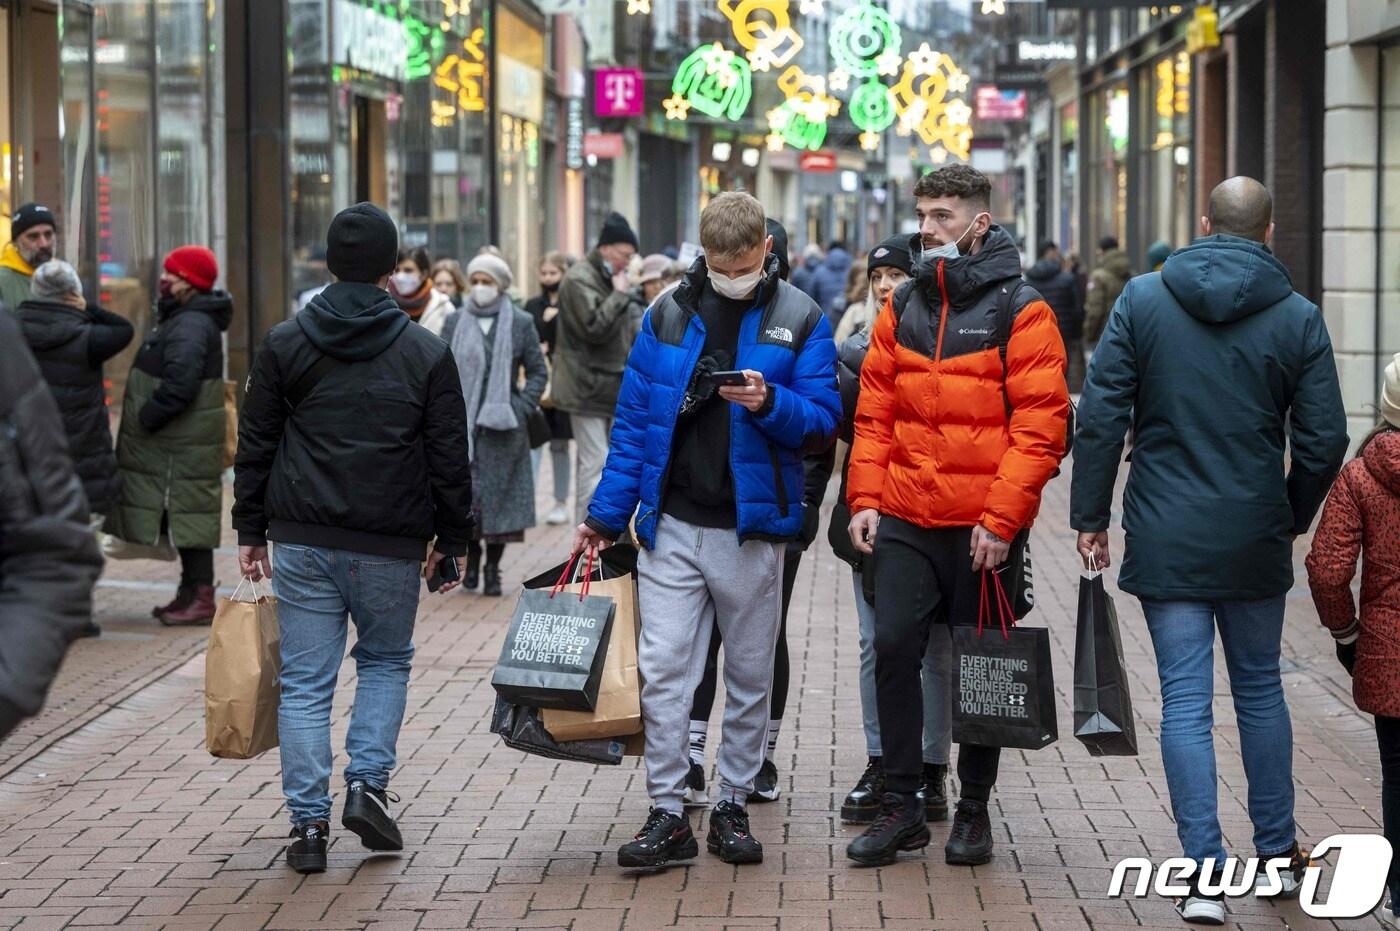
1205, 177, 1273, 243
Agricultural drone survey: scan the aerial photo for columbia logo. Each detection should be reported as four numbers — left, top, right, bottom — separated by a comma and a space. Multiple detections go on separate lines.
958, 327, 992, 336
765, 326, 794, 343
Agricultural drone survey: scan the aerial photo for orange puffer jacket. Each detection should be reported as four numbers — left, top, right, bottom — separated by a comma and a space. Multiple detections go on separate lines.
847, 228, 1070, 540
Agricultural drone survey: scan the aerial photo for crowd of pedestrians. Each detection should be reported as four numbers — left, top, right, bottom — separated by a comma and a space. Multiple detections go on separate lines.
2, 162, 1398, 928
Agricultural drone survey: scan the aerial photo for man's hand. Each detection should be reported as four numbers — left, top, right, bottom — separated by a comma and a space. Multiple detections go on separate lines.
572, 522, 612, 557
718, 370, 769, 412
424, 550, 460, 594
611, 270, 631, 293
970, 525, 1011, 572
849, 509, 881, 555
239, 545, 271, 582
1077, 531, 1111, 570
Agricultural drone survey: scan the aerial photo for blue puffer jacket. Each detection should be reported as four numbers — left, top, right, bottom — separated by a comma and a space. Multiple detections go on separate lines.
587, 255, 840, 549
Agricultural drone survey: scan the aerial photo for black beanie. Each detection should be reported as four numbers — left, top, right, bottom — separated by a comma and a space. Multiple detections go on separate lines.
12, 203, 56, 239
326, 202, 399, 283
866, 234, 913, 277
766, 218, 791, 281
597, 212, 639, 250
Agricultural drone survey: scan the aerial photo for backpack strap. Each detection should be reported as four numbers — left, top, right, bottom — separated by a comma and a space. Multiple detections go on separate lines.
283, 353, 342, 413
994, 279, 1028, 417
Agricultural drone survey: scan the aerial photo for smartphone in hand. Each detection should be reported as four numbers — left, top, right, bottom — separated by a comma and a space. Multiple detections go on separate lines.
699, 369, 750, 393
427, 555, 461, 593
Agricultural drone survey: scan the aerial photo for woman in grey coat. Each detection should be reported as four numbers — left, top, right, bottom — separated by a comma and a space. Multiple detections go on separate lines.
442, 252, 548, 596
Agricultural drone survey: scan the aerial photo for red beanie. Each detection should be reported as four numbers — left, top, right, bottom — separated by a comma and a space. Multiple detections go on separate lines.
163, 245, 218, 292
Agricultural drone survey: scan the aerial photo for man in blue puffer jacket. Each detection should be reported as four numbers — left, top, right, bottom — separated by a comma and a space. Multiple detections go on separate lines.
573, 192, 839, 870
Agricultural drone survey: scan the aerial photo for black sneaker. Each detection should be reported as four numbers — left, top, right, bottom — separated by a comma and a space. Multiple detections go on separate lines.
845, 792, 930, 866
1176, 866, 1226, 925
683, 762, 709, 808
1255, 843, 1310, 899
840, 757, 884, 824
341, 780, 403, 851
286, 821, 328, 873
707, 800, 763, 864
76, 621, 102, 639
944, 798, 993, 866
920, 763, 949, 822
617, 808, 699, 868
748, 759, 780, 803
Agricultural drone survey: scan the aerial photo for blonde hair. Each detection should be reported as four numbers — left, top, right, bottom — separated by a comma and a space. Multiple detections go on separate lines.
430, 258, 468, 293
700, 192, 766, 260
540, 250, 573, 274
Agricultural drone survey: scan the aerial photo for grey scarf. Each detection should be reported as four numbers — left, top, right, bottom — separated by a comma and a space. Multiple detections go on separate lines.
450, 295, 517, 459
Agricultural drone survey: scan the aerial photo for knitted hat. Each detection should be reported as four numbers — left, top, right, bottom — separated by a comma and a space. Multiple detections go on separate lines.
638, 254, 672, 284
766, 218, 790, 281
597, 212, 639, 250
327, 202, 399, 283
30, 260, 82, 301
163, 245, 218, 291
12, 202, 56, 239
1383, 352, 1400, 429
466, 252, 513, 291
866, 234, 913, 277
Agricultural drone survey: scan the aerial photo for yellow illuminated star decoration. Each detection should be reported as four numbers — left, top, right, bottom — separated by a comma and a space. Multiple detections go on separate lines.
859, 131, 881, 151
748, 44, 778, 72
766, 132, 786, 152
626, 0, 650, 13
897, 98, 928, 135
827, 67, 851, 93
945, 98, 973, 126
876, 48, 903, 77
908, 43, 938, 76
663, 95, 691, 120
799, 0, 824, 13
980, 0, 1006, 13
929, 145, 949, 164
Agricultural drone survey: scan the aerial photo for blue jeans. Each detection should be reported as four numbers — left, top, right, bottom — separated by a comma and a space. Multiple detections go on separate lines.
853, 570, 951, 763
1140, 596, 1295, 865
272, 544, 421, 826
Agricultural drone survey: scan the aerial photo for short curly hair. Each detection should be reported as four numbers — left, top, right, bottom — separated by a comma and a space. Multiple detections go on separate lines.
913, 164, 992, 211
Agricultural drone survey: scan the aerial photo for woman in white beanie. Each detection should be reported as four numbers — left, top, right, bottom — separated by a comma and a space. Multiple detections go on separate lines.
440, 253, 548, 596
1307, 352, 1400, 927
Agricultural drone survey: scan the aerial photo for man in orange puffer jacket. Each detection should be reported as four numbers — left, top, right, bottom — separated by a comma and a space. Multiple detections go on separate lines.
844, 165, 1070, 868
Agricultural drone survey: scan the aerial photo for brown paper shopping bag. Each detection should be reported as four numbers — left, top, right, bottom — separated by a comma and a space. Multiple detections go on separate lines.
535, 548, 643, 742
205, 577, 281, 759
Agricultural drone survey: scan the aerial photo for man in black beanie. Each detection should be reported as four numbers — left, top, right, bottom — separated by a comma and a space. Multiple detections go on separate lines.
552, 210, 645, 523
233, 201, 473, 875
0, 203, 58, 311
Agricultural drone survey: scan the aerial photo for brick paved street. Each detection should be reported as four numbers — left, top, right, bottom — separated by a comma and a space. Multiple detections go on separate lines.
0, 468, 1391, 930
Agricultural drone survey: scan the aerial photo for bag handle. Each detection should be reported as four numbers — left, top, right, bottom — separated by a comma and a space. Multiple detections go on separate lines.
550, 547, 597, 600
977, 568, 1014, 641
230, 575, 262, 604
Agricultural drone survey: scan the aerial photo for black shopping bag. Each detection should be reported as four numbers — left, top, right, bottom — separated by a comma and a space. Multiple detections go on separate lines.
490, 697, 628, 766
491, 550, 616, 711
951, 569, 1058, 750
1073, 571, 1138, 756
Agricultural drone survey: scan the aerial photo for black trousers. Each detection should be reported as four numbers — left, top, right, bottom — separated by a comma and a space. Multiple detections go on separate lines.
178, 548, 214, 588
688, 545, 800, 723
872, 517, 1002, 798
1378, 715, 1400, 908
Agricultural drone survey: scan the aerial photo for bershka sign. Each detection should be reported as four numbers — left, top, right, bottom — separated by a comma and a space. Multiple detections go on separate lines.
1108, 835, 1395, 918
1017, 38, 1077, 63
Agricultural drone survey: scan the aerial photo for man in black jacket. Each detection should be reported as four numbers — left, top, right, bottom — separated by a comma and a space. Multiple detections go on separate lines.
0, 308, 103, 742
1024, 240, 1084, 391
233, 202, 473, 875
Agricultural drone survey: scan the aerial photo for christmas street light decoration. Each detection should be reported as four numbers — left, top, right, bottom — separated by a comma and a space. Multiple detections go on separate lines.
719, 0, 803, 72
849, 78, 896, 134
907, 42, 938, 77
828, 1, 902, 79
876, 48, 903, 77
859, 132, 881, 151
767, 99, 828, 151
776, 64, 840, 119
665, 41, 753, 121
827, 67, 851, 92
981, 0, 1006, 14
627, 0, 650, 13
799, 0, 824, 13
891, 52, 974, 161
433, 27, 488, 117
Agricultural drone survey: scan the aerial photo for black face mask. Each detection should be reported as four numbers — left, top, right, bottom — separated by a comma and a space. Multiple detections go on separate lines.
541, 281, 560, 295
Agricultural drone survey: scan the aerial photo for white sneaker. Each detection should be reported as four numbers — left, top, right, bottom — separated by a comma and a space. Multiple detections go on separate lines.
1383, 902, 1400, 929
1175, 892, 1225, 926
546, 504, 569, 525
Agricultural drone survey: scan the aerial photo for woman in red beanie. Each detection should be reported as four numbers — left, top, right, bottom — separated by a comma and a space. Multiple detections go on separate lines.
106, 245, 234, 625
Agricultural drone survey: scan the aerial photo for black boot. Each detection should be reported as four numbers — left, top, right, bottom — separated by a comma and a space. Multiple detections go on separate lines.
920, 763, 949, 822
841, 757, 884, 824
483, 563, 502, 597
845, 792, 930, 866
944, 798, 994, 865
286, 821, 329, 874
464, 551, 480, 591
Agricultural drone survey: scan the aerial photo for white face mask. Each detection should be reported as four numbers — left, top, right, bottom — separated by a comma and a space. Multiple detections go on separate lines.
391, 271, 422, 293
709, 266, 763, 300
469, 283, 500, 307
922, 213, 987, 263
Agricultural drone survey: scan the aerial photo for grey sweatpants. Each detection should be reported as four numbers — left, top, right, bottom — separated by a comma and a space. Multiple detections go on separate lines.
637, 516, 784, 814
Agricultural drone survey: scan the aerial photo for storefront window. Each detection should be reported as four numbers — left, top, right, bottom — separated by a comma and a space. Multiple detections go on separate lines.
1059, 100, 1078, 255
1145, 50, 1192, 258
1378, 45, 1400, 367
61, 7, 97, 291
155, 0, 220, 256
1090, 82, 1129, 250
290, 0, 333, 304
496, 5, 545, 285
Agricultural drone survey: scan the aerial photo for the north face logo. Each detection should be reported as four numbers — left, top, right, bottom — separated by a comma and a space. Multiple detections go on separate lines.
765, 326, 794, 344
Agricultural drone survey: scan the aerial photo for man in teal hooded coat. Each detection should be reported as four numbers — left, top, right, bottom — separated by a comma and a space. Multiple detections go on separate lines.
1070, 177, 1348, 924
